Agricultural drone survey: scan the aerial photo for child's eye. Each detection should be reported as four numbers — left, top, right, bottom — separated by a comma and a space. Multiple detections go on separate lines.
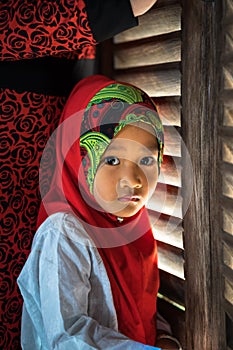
140, 156, 156, 166
104, 156, 120, 166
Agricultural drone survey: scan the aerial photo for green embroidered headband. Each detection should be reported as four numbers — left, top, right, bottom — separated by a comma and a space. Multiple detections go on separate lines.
80, 83, 164, 194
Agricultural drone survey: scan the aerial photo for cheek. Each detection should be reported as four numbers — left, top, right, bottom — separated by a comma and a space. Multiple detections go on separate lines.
94, 168, 117, 201
144, 169, 159, 191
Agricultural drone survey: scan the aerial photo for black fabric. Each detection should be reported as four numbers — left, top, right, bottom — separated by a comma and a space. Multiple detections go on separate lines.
85, 0, 138, 42
0, 57, 97, 96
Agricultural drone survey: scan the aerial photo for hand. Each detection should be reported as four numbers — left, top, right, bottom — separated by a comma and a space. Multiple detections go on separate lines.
130, 0, 158, 17
156, 335, 181, 350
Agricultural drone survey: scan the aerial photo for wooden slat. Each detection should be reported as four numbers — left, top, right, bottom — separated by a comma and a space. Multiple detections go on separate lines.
223, 263, 233, 285
149, 212, 183, 248
226, 0, 233, 15
225, 309, 233, 350
163, 125, 181, 157
222, 136, 233, 165
114, 4, 181, 43
159, 155, 182, 187
157, 242, 184, 279
222, 90, 233, 109
153, 97, 181, 126
156, 0, 180, 6
223, 52, 233, 65
159, 270, 185, 306
224, 64, 233, 89
225, 33, 233, 56
222, 165, 233, 199
114, 35, 181, 69
220, 126, 233, 137
226, 8, 233, 28
224, 299, 233, 328
147, 183, 182, 218
223, 230, 233, 247
222, 203, 233, 236
224, 277, 233, 306
223, 242, 233, 270
225, 300, 233, 327
224, 105, 233, 126
115, 68, 181, 97
224, 16, 233, 31
226, 311, 233, 350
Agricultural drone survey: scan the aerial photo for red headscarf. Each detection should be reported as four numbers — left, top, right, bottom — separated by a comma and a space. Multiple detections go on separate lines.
38, 75, 163, 345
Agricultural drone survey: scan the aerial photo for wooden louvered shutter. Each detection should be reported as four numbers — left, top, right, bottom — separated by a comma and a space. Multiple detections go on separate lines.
222, 0, 233, 349
100, 0, 185, 345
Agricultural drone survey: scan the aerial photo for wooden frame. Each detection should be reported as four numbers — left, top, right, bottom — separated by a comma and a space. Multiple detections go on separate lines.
182, 0, 226, 348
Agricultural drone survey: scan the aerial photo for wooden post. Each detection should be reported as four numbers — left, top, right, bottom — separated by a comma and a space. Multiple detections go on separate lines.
182, 0, 225, 349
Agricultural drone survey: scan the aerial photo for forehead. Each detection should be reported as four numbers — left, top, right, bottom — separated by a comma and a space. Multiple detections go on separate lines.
108, 123, 158, 152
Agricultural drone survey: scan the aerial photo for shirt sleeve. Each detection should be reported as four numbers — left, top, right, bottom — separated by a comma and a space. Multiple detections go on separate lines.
17, 214, 159, 350
0, 0, 96, 61
84, 0, 138, 42
156, 311, 172, 334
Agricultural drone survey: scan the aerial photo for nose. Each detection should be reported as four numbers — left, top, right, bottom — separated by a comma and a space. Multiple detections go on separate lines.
119, 162, 143, 189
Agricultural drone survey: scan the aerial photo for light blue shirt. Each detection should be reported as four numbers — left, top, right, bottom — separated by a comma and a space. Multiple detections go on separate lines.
18, 212, 161, 350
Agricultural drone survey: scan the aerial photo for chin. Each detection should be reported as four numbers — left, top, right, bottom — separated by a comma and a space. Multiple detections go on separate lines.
114, 205, 144, 218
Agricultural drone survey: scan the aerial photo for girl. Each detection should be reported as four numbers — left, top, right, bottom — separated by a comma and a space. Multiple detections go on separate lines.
0, 2, 158, 347
1, 2, 158, 347
17, 75, 181, 349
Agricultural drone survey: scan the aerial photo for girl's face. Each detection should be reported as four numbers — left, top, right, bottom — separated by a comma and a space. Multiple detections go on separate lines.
93, 123, 159, 218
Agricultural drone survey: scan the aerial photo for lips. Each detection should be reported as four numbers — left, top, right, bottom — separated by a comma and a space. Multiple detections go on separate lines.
118, 195, 140, 203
